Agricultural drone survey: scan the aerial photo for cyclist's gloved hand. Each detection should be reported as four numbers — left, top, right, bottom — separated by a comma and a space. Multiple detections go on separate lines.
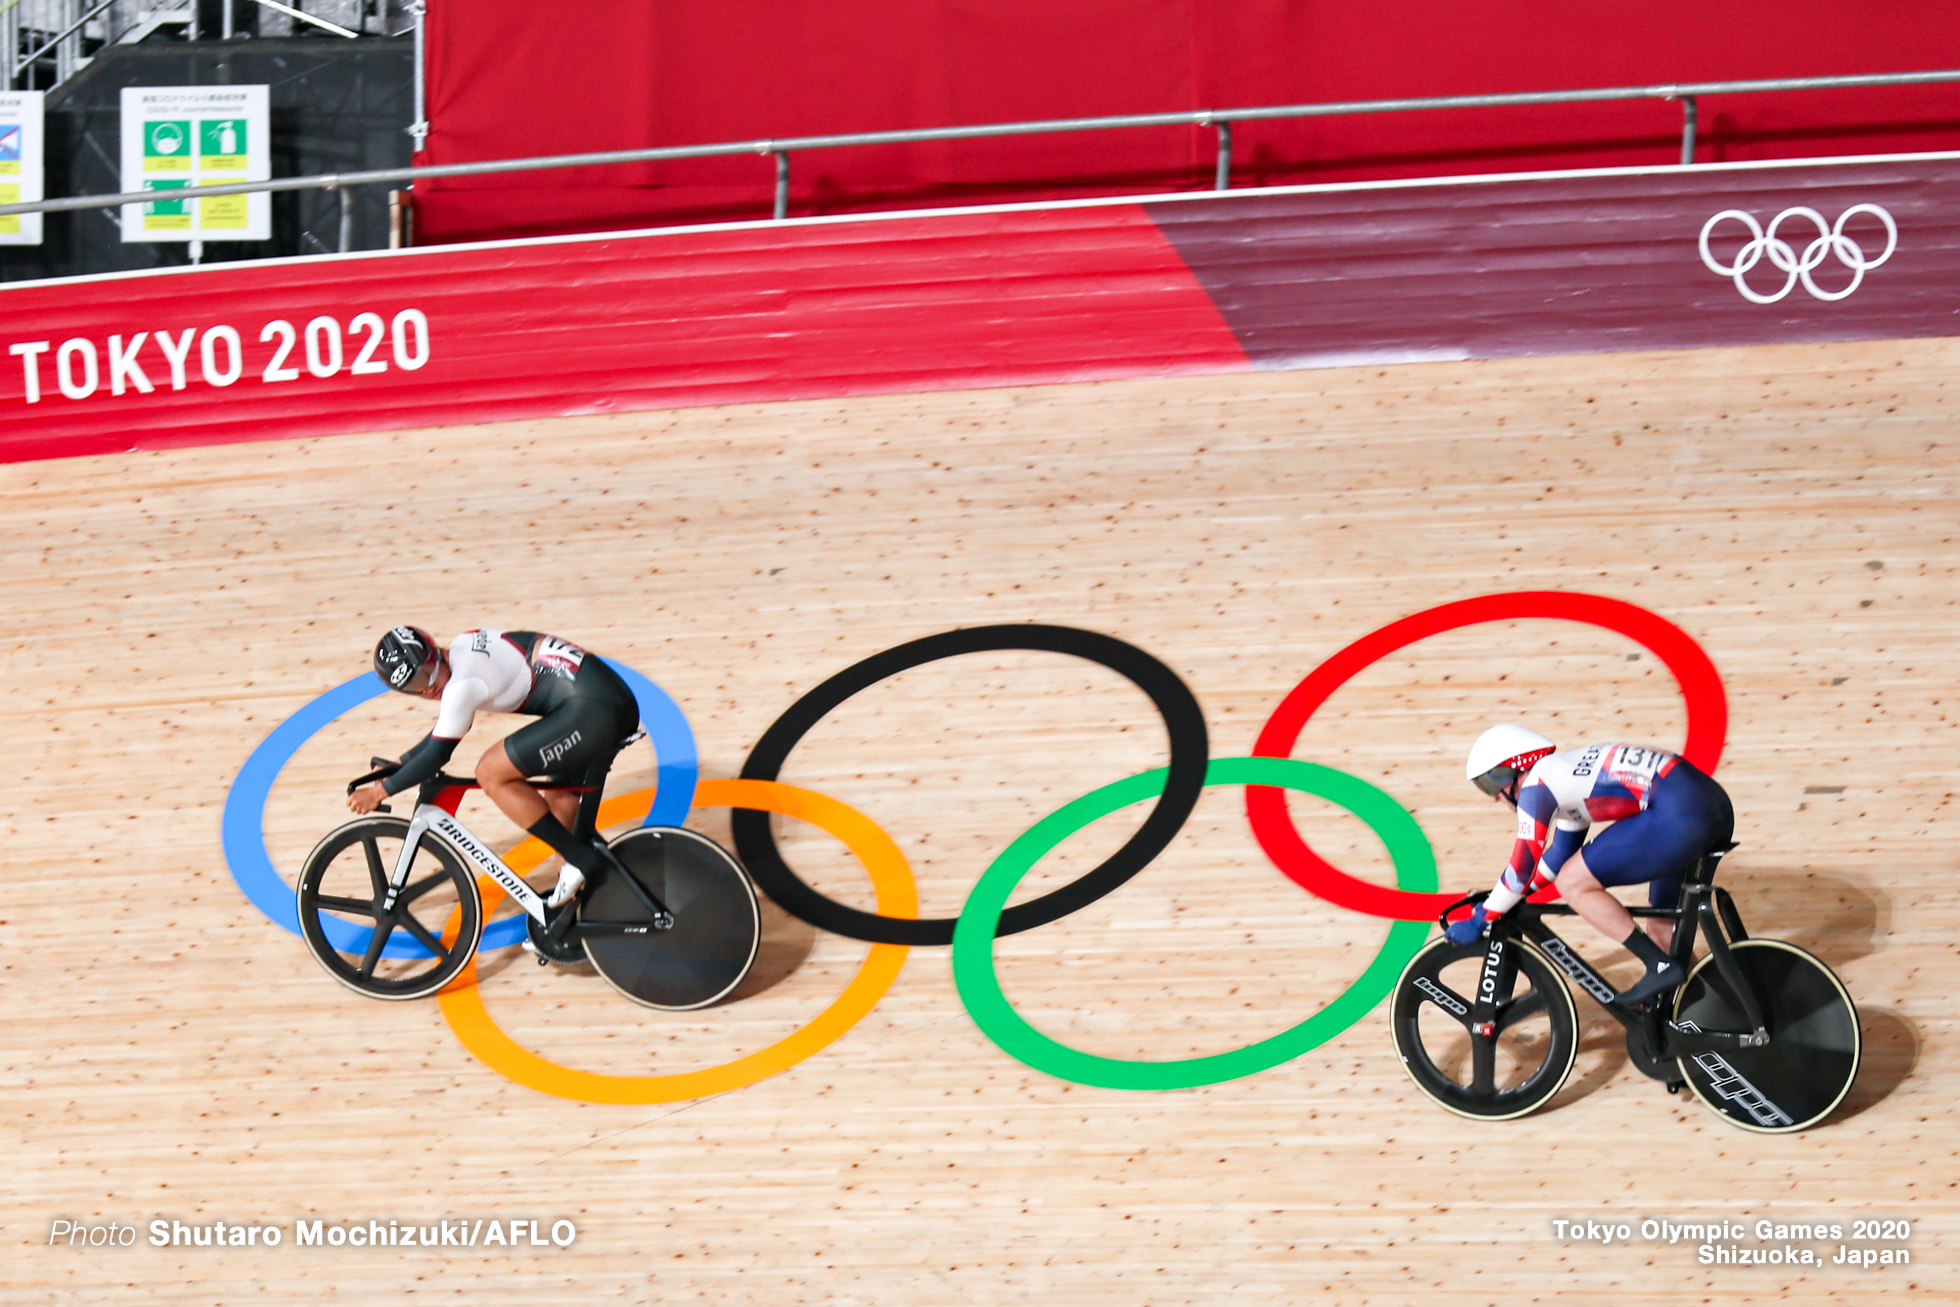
1444, 905, 1489, 946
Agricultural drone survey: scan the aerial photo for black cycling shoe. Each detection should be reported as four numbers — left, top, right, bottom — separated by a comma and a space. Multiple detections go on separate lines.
1615, 958, 1685, 1008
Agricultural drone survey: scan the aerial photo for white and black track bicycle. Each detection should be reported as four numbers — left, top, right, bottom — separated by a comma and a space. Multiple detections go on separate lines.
295, 757, 758, 1010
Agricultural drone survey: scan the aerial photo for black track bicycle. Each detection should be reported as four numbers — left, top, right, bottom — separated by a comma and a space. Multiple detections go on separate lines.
295, 757, 759, 1010
1390, 845, 1860, 1132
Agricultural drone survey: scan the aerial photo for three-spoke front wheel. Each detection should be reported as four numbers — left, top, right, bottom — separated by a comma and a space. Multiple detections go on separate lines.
296, 816, 482, 1001
1391, 936, 1579, 1121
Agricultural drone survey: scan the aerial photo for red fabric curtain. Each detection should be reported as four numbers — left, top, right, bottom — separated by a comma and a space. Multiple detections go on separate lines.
416, 0, 1960, 244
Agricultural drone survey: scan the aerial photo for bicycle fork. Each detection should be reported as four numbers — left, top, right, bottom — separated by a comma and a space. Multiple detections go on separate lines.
1469, 937, 1515, 1038
390, 805, 552, 924
1462, 936, 1525, 1098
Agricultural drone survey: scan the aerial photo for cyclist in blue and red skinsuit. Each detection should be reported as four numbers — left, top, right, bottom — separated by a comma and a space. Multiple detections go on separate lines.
1447, 724, 1734, 1006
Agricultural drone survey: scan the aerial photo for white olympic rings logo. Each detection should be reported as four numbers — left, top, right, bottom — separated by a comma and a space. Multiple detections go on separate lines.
1698, 204, 1898, 304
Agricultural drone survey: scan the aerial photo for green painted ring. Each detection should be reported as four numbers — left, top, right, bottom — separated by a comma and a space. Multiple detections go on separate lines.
952, 756, 1437, 1090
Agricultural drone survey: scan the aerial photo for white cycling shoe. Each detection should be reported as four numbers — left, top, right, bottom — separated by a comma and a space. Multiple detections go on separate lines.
545, 864, 586, 909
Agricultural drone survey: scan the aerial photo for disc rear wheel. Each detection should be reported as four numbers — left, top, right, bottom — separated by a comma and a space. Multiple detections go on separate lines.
1673, 939, 1860, 1133
581, 826, 759, 1011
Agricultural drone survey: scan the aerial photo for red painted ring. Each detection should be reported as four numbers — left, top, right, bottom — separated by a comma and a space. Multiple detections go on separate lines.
1246, 592, 1728, 922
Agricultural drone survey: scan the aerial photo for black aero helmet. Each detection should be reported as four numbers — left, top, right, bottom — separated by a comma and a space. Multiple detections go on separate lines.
374, 625, 439, 693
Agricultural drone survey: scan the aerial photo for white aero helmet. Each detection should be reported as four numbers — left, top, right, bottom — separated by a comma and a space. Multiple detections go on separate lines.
1465, 724, 1556, 797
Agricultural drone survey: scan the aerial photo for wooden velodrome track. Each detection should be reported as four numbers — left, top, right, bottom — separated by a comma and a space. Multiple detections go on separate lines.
5, 335, 1953, 1304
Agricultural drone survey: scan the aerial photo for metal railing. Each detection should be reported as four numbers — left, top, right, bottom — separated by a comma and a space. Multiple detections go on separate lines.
4, 67, 1958, 253
3, 0, 394, 93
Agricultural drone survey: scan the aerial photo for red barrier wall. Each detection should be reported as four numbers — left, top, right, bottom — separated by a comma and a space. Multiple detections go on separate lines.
0, 206, 1246, 462
1150, 156, 1960, 367
5, 153, 1957, 464
418, 0, 1960, 244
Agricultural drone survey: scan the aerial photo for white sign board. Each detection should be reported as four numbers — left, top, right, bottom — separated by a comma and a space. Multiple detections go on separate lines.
0, 90, 45, 246
119, 85, 270, 243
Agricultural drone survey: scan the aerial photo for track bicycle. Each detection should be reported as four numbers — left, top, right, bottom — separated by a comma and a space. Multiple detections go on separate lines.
295, 756, 759, 1010
1390, 845, 1861, 1133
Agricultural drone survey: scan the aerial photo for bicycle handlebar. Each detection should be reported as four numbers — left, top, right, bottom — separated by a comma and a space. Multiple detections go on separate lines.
1437, 890, 1489, 932
347, 758, 402, 795
346, 763, 589, 798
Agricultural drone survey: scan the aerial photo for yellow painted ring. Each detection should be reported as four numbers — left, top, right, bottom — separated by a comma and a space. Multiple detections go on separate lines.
435, 779, 917, 1104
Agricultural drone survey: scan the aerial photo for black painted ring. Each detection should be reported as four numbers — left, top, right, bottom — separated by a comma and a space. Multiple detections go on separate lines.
732, 624, 1209, 947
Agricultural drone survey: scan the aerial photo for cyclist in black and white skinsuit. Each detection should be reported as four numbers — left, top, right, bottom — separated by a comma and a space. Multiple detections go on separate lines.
350, 626, 641, 906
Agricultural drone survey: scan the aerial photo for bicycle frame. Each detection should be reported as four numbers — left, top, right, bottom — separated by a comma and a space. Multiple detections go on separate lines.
1471, 845, 1770, 1062
375, 766, 674, 935
395, 796, 552, 924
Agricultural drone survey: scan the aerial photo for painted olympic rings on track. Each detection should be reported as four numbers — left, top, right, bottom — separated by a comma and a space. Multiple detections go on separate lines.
952, 757, 1435, 1090
1246, 592, 1727, 922
221, 659, 697, 955
230, 597, 1728, 1102
733, 625, 1209, 947
437, 781, 915, 1104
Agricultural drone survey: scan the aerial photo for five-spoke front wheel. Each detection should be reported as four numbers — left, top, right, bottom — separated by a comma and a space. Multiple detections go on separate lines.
296, 816, 482, 1000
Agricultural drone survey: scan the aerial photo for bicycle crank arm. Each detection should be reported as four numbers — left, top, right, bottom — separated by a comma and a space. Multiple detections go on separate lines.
1662, 1023, 1770, 1057
544, 898, 580, 942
